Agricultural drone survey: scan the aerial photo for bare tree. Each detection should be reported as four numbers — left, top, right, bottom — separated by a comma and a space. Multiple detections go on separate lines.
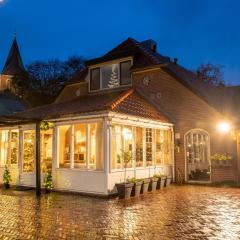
26, 56, 85, 106
197, 63, 225, 86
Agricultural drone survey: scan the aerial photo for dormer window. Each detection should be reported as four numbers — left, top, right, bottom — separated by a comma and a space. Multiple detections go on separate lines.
89, 60, 132, 91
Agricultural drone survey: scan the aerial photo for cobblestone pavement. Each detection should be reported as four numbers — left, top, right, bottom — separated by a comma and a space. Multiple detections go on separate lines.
1, 185, 240, 240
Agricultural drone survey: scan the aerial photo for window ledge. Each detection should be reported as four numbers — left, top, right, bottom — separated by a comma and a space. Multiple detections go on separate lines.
55, 168, 104, 173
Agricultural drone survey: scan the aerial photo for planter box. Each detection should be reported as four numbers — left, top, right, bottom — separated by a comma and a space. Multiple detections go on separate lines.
165, 176, 172, 187
156, 178, 165, 190
141, 178, 150, 194
116, 183, 134, 199
131, 181, 143, 197
148, 177, 158, 192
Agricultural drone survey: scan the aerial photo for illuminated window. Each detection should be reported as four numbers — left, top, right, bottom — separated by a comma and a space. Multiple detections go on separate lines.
156, 129, 164, 165
135, 127, 143, 167
58, 122, 103, 170
23, 130, 35, 173
58, 125, 71, 168
90, 60, 132, 91
111, 125, 122, 169
10, 130, 19, 165
0, 130, 9, 166
41, 129, 53, 172
101, 64, 119, 89
146, 128, 153, 166
74, 124, 87, 168
89, 122, 103, 170
164, 130, 172, 165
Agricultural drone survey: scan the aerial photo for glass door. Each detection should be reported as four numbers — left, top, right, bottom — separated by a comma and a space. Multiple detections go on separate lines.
185, 130, 210, 181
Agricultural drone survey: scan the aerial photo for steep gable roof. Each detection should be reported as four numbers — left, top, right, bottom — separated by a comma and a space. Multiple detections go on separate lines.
2, 37, 26, 76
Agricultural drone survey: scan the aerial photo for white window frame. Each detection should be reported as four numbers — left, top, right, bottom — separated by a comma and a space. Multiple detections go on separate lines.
89, 57, 133, 93
56, 120, 103, 171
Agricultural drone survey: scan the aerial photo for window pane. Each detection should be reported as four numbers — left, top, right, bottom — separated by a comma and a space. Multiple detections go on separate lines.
122, 126, 133, 168
146, 128, 153, 166
74, 124, 87, 168
10, 130, 19, 165
41, 129, 53, 172
164, 130, 172, 165
58, 125, 71, 168
0, 130, 9, 166
156, 129, 164, 165
120, 61, 131, 85
89, 122, 103, 170
23, 130, 35, 173
90, 68, 100, 91
135, 127, 143, 167
101, 64, 119, 89
111, 125, 122, 169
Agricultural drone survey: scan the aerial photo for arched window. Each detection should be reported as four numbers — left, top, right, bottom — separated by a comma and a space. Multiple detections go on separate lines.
185, 129, 210, 181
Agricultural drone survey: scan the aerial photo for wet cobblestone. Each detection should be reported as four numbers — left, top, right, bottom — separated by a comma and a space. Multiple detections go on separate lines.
1, 185, 240, 239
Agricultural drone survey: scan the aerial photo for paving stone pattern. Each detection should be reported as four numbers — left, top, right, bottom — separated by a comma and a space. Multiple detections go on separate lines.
0, 185, 240, 239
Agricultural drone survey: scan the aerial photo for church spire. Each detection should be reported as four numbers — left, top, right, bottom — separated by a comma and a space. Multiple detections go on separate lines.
2, 37, 26, 76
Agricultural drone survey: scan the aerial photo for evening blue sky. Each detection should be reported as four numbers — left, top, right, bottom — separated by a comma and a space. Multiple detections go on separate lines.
0, 0, 240, 85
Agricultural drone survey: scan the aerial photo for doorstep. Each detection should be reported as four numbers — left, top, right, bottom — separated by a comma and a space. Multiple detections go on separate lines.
187, 180, 212, 186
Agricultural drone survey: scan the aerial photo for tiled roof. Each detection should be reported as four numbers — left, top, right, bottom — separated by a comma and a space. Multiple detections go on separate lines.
86, 38, 170, 68
6, 89, 170, 123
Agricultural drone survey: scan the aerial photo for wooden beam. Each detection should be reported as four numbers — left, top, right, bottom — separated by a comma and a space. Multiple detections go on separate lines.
35, 121, 41, 196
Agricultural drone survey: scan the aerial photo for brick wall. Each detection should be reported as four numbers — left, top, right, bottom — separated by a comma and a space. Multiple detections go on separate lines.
211, 165, 237, 182
133, 68, 238, 182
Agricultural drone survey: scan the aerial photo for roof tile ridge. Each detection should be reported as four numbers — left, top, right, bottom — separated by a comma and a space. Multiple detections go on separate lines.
108, 88, 135, 110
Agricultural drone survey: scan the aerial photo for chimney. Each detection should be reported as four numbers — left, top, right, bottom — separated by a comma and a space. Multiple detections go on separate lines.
141, 39, 157, 52
173, 58, 178, 64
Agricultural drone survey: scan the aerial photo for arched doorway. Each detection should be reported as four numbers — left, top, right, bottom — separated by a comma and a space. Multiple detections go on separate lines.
185, 129, 210, 181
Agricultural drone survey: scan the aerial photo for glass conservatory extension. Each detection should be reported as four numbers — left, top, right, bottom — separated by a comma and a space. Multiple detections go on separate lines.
0, 117, 174, 195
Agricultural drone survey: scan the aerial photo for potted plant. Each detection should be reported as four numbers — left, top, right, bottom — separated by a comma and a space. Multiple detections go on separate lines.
43, 170, 53, 193
115, 150, 134, 199
165, 175, 172, 187
130, 178, 143, 197
153, 174, 165, 190
149, 175, 159, 192
161, 175, 167, 187
3, 165, 12, 189
140, 178, 150, 194
211, 153, 232, 166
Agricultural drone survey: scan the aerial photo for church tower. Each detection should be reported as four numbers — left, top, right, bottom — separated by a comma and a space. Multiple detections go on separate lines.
0, 37, 27, 94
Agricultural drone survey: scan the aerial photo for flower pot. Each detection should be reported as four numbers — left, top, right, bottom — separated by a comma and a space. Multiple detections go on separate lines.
157, 177, 165, 190
131, 181, 143, 197
116, 183, 134, 199
4, 183, 10, 189
141, 178, 151, 194
165, 176, 172, 187
148, 177, 158, 192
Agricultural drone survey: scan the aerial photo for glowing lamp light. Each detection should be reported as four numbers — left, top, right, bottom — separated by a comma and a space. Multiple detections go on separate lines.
122, 128, 132, 140
218, 122, 231, 134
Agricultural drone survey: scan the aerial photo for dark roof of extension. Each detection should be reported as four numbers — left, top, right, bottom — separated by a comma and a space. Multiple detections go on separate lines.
5, 88, 170, 123
0, 91, 28, 116
2, 37, 26, 76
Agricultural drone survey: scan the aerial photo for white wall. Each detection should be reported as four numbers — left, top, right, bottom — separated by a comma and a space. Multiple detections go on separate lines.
53, 169, 107, 195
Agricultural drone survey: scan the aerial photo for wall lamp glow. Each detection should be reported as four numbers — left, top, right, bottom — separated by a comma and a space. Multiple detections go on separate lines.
217, 122, 231, 134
